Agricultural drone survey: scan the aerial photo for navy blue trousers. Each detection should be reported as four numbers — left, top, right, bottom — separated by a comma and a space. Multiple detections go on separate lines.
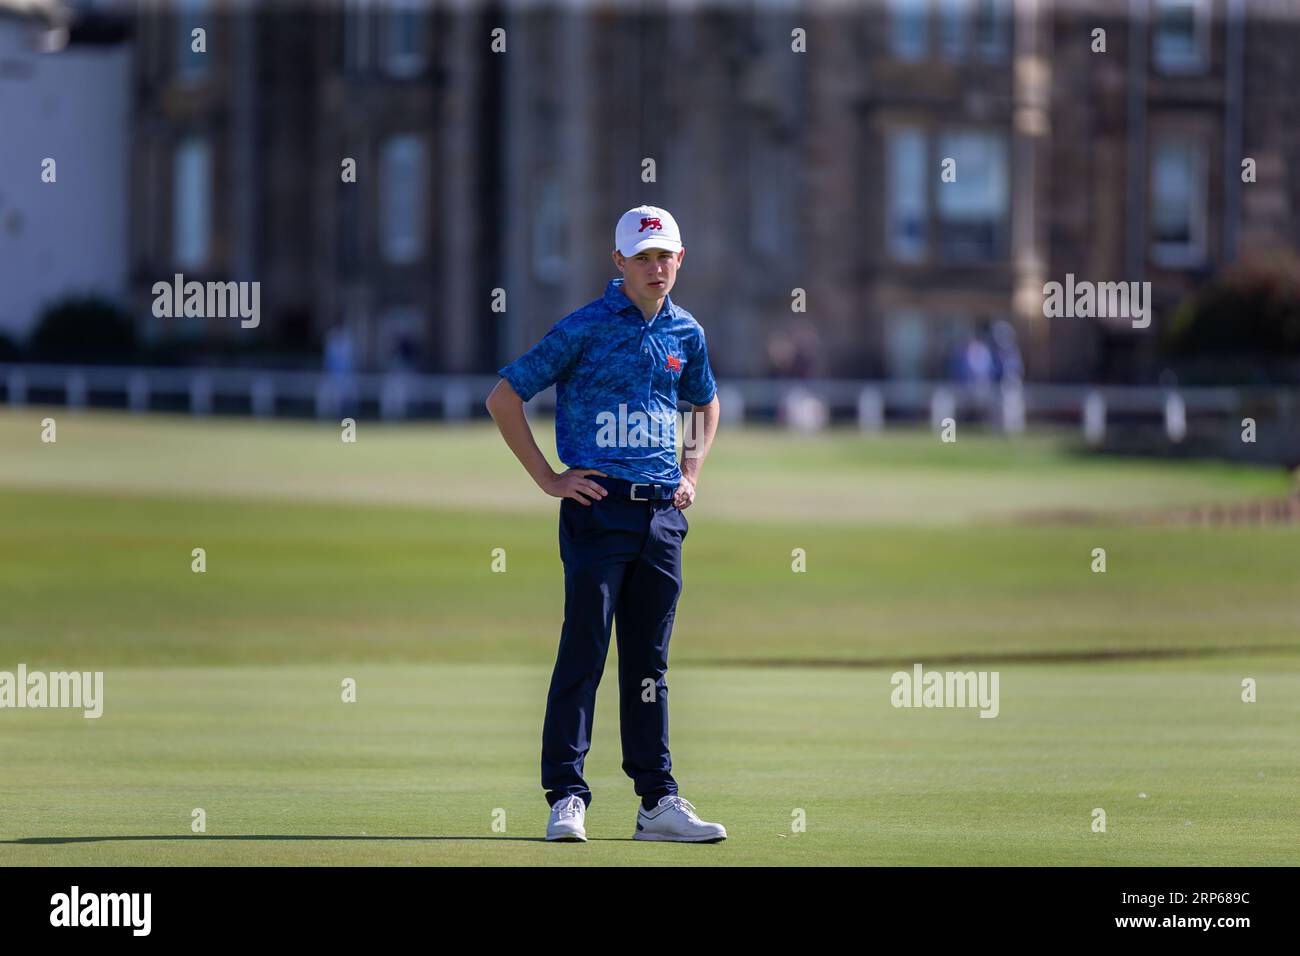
541, 486, 688, 809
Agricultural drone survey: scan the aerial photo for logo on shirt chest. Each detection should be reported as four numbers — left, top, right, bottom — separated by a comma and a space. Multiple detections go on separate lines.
664, 354, 682, 374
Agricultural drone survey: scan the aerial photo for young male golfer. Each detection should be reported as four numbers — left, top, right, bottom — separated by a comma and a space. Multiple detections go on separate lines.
485, 205, 725, 843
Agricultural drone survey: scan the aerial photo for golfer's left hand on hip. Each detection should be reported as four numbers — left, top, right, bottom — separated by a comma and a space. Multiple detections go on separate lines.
673, 475, 696, 510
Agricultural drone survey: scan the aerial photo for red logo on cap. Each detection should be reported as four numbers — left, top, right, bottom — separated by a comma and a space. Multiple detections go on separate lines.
665, 355, 681, 373
638, 217, 663, 233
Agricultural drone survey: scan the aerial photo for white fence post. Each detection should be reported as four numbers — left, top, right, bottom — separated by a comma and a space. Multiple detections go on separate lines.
443, 381, 470, 421
1083, 391, 1106, 446
190, 374, 212, 415
857, 387, 884, 433
315, 378, 340, 420
1001, 382, 1026, 434
1164, 391, 1187, 443
381, 375, 408, 420
252, 377, 275, 418
717, 385, 745, 425
930, 388, 955, 433
66, 371, 87, 411
783, 385, 828, 433
6, 370, 26, 407
128, 373, 149, 413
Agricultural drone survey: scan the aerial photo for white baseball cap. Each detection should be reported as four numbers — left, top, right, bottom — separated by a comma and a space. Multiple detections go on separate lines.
615, 205, 682, 257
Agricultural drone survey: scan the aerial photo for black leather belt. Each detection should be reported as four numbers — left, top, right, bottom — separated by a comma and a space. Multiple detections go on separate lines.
589, 475, 677, 501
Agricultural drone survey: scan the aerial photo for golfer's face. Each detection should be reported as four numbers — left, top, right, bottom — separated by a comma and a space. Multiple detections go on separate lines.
618, 248, 683, 300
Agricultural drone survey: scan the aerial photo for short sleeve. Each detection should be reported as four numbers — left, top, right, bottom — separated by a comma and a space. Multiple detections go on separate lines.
497, 321, 582, 402
679, 326, 717, 406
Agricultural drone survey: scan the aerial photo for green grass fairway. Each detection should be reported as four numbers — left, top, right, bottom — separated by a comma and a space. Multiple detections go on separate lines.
1, 660, 1296, 866
1, 408, 1297, 865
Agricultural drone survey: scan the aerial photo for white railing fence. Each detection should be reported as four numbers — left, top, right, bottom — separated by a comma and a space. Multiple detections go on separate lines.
1, 363, 1295, 453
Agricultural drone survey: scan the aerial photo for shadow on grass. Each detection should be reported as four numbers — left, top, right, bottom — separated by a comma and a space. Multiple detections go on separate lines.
688, 642, 1300, 669
2, 835, 637, 845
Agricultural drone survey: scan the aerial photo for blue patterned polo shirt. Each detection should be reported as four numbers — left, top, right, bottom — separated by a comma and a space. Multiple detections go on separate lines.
497, 277, 718, 487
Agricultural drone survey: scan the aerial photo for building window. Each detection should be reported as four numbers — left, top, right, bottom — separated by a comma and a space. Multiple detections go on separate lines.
935, 129, 1008, 263
886, 127, 928, 262
1153, 0, 1210, 74
173, 137, 211, 269
1150, 134, 1207, 267
380, 135, 426, 264
175, 0, 209, 82
384, 0, 427, 78
343, 0, 372, 73
939, 0, 969, 61
532, 175, 568, 282
973, 0, 1010, 62
889, 0, 929, 61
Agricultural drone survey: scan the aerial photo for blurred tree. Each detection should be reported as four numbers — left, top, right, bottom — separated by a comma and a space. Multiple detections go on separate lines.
1165, 252, 1300, 356
28, 296, 138, 365
0, 332, 21, 362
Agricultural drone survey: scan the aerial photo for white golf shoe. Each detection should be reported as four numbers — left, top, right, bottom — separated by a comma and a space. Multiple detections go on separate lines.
546, 795, 587, 842
633, 795, 727, 843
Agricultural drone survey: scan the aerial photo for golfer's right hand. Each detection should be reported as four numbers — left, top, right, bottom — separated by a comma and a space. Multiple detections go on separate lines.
543, 468, 609, 505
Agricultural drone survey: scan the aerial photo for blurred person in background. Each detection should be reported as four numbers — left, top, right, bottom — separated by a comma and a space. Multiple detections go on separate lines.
766, 318, 822, 380
990, 319, 1023, 387
948, 320, 997, 425
324, 324, 358, 419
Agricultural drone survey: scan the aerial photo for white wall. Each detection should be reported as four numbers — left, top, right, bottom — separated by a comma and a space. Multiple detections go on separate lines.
0, 17, 131, 340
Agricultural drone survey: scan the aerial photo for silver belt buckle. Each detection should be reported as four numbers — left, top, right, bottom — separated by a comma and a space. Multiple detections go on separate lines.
630, 483, 651, 501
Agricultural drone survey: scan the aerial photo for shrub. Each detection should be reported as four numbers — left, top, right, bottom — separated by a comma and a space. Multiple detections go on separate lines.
28, 296, 138, 365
